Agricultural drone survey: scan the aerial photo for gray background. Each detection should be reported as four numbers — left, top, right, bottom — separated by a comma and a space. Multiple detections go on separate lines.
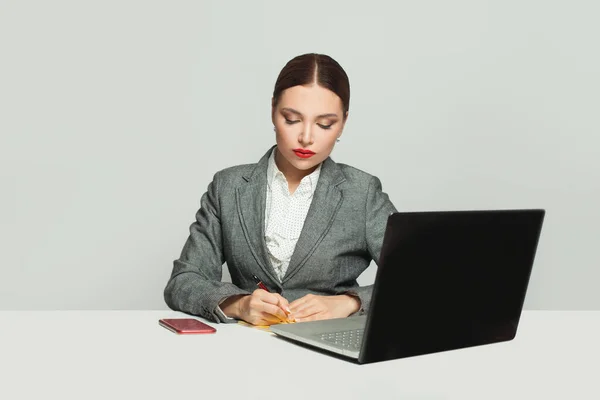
1, 0, 598, 310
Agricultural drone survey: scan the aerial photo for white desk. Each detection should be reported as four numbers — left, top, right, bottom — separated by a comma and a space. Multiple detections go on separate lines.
1, 311, 598, 400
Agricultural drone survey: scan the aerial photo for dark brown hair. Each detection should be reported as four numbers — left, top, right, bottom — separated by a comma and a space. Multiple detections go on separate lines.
272, 53, 350, 120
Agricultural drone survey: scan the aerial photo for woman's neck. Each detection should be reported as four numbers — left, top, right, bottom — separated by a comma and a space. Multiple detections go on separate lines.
274, 147, 319, 193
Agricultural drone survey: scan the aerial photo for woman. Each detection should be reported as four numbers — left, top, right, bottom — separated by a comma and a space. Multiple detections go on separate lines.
164, 53, 397, 326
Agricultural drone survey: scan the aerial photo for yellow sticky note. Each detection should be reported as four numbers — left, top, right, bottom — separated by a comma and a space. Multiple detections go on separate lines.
237, 320, 271, 331
237, 319, 295, 331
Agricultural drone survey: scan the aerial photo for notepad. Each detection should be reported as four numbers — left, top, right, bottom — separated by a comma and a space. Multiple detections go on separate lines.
237, 320, 294, 332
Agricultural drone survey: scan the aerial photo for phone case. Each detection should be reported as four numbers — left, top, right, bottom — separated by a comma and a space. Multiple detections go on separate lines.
159, 318, 217, 334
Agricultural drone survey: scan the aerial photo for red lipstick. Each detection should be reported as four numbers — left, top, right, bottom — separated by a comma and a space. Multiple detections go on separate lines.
293, 148, 315, 159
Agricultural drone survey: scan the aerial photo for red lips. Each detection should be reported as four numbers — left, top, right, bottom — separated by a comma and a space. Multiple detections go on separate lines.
293, 148, 315, 158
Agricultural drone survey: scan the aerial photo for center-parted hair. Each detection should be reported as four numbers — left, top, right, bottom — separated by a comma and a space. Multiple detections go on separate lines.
272, 53, 350, 119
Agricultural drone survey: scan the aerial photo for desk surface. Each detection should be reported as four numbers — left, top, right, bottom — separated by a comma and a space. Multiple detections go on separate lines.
1, 310, 598, 400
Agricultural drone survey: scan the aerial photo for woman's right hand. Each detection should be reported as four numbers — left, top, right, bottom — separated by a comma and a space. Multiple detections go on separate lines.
221, 289, 291, 326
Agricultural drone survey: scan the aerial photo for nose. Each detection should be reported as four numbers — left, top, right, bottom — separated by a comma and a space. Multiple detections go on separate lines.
298, 124, 314, 146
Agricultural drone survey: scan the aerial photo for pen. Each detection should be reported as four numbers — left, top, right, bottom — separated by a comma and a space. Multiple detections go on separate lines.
252, 274, 293, 321
252, 274, 269, 292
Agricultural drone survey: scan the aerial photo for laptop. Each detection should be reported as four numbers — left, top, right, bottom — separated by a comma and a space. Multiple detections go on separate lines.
270, 209, 545, 364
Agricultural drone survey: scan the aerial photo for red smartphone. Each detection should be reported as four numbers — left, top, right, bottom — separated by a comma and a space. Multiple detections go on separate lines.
159, 318, 216, 334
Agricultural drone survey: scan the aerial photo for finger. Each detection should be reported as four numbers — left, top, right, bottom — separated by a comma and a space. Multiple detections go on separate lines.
274, 295, 291, 314
295, 310, 324, 323
259, 291, 284, 305
247, 294, 289, 323
262, 302, 289, 322
246, 307, 284, 326
289, 296, 309, 312
260, 292, 291, 316
291, 303, 322, 320
290, 296, 318, 315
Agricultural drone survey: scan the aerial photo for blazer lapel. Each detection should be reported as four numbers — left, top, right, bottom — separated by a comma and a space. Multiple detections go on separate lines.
236, 146, 280, 285
282, 157, 346, 283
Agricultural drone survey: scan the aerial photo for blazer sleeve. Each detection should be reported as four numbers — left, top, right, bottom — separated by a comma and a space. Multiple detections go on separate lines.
346, 175, 397, 314
163, 172, 250, 322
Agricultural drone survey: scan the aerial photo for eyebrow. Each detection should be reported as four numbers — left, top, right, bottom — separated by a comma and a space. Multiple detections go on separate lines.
281, 107, 339, 119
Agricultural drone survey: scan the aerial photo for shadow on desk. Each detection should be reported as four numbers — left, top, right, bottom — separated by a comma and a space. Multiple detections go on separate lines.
271, 335, 361, 364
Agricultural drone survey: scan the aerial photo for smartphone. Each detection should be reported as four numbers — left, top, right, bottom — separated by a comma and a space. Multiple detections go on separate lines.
159, 318, 216, 334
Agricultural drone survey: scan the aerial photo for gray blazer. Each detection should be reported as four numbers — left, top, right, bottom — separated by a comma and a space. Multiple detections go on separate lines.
164, 146, 397, 323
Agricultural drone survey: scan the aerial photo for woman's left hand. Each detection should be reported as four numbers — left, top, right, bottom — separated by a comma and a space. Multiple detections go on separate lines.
288, 294, 361, 322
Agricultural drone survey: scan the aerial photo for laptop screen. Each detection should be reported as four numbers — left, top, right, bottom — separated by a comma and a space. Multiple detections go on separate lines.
360, 209, 544, 362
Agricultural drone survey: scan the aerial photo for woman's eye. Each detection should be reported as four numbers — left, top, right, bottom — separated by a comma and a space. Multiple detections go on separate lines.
285, 119, 300, 125
318, 123, 333, 130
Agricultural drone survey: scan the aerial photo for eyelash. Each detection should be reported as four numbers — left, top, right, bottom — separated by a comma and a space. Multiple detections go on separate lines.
284, 119, 333, 130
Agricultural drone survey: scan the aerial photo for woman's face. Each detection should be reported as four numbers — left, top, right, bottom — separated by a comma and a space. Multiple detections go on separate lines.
271, 84, 347, 180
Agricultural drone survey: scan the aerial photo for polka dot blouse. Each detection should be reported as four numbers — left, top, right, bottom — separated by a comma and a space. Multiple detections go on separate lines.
265, 148, 321, 281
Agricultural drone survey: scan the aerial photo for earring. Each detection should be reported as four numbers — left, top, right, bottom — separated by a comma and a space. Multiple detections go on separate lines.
336, 138, 340, 143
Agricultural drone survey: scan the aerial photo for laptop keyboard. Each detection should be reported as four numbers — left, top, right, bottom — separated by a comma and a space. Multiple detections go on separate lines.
319, 328, 364, 351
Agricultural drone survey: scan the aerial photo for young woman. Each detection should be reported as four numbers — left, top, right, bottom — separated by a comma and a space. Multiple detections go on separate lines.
164, 53, 397, 326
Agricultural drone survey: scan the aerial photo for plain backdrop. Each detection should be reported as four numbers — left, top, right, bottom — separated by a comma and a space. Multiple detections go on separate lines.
1, 0, 598, 310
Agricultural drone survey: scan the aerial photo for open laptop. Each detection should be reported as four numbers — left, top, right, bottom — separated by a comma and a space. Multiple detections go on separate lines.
270, 209, 545, 364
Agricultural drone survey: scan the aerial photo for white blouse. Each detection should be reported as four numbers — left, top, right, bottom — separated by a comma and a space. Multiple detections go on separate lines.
265, 148, 321, 281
